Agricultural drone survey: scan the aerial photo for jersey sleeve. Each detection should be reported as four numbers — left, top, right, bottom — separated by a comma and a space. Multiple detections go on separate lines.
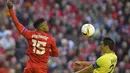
93, 55, 107, 69
9, 9, 32, 39
21, 29, 32, 39
49, 37, 58, 57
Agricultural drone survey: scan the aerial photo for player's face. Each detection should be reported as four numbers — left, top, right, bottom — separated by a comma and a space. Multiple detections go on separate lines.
40, 21, 49, 32
99, 41, 105, 53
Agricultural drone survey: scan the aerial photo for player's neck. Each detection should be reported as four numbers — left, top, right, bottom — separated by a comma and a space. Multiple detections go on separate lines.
104, 48, 114, 54
36, 29, 44, 32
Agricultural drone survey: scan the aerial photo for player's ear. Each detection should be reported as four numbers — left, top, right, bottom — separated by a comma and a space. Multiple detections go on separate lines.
38, 25, 43, 30
44, 21, 47, 24
36, 25, 41, 30
105, 45, 109, 49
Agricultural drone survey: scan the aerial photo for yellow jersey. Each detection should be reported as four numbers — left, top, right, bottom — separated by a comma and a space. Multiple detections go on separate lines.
93, 53, 117, 73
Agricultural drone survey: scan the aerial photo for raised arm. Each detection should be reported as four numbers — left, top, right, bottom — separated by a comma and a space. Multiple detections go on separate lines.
7, 0, 26, 33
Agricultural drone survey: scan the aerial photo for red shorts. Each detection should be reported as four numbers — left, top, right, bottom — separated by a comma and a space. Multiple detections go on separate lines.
24, 61, 47, 73
24, 67, 47, 73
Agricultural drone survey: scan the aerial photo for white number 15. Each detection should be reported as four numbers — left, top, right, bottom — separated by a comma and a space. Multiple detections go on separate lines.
32, 39, 46, 55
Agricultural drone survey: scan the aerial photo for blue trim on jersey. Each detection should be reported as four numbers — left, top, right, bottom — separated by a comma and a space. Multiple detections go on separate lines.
93, 62, 100, 69
23, 29, 27, 33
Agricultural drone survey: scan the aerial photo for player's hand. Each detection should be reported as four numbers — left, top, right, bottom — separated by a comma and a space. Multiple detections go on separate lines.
72, 61, 81, 70
74, 61, 82, 66
7, 0, 13, 9
75, 70, 81, 73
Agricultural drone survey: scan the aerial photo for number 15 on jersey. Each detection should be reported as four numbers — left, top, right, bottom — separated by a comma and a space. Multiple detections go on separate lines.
32, 39, 46, 55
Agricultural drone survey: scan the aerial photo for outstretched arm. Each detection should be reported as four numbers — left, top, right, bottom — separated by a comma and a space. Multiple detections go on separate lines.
74, 61, 93, 66
75, 65, 94, 73
74, 57, 102, 73
7, 0, 26, 34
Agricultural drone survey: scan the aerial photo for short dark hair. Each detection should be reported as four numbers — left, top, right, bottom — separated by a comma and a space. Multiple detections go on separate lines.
33, 18, 45, 28
102, 37, 115, 51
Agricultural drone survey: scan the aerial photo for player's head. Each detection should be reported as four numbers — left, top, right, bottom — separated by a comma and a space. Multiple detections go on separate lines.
33, 18, 49, 32
100, 37, 115, 53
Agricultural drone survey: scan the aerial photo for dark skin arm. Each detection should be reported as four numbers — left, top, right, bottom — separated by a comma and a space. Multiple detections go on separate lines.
7, 0, 26, 33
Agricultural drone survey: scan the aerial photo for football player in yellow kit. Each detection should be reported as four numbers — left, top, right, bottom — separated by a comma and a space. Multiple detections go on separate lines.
74, 37, 117, 73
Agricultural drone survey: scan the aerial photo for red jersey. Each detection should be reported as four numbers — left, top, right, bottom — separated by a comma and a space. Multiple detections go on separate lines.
23, 30, 57, 67
9, 9, 58, 72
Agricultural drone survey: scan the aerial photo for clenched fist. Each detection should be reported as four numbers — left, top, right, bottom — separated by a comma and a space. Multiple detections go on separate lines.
7, 0, 13, 9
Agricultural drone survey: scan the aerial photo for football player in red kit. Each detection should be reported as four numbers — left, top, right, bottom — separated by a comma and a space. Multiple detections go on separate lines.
7, 1, 58, 73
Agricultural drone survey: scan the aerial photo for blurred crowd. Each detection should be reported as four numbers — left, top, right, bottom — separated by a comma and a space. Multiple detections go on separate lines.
0, 0, 130, 73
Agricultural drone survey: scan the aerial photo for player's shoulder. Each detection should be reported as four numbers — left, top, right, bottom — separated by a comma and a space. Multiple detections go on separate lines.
46, 33, 53, 37
98, 53, 117, 62
96, 54, 110, 62
110, 53, 118, 60
28, 30, 37, 33
44, 33, 56, 42
44, 33, 53, 38
105, 53, 117, 58
42, 32, 54, 40
98, 54, 108, 60
95, 55, 108, 67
